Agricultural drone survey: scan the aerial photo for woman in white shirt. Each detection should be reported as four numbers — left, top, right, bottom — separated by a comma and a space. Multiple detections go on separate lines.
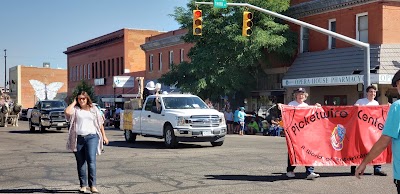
65, 91, 109, 193
278, 88, 321, 180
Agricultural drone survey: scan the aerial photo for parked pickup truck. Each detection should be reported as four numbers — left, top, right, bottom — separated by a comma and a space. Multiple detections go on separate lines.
29, 100, 69, 132
121, 94, 226, 148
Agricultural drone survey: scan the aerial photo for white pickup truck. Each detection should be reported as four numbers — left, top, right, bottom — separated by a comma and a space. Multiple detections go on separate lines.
121, 94, 226, 148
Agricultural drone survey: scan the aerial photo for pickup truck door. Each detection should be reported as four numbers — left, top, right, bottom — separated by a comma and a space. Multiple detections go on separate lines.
142, 97, 157, 135
150, 98, 165, 136
142, 97, 164, 136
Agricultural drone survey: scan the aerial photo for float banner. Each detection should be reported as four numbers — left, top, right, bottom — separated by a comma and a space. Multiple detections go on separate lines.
281, 105, 392, 166
122, 111, 133, 130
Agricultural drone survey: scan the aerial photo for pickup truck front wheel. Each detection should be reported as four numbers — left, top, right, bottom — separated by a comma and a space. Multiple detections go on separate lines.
29, 119, 35, 132
124, 130, 137, 143
39, 120, 46, 132
211, 141, 224, 147
164, 125, 178, 148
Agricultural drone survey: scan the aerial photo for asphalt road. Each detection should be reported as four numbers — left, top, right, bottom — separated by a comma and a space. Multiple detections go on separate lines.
0, 121, 395, 194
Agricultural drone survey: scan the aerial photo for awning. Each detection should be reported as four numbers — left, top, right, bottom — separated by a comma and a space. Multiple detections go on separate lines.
282, 45, 400, 87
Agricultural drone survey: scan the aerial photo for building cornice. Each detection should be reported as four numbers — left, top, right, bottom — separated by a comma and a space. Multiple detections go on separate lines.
64, 34, 124, 55
286, 0, 387, 18
141, 33, 186, 51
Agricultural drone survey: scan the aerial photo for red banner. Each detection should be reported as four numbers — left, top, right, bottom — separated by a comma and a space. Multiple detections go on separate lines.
281, 105, 392, 166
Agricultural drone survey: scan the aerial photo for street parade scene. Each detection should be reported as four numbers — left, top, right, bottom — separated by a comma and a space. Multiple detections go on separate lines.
1, 0, 400, 193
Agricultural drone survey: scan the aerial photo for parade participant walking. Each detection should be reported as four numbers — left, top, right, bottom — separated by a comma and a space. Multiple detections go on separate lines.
224, 109, 234, 134
278, 87, 321, 180
356, 70, 400, 193
233, 107, 240, 134
238, 107, 246, 135
65, 91, 109, 193
351, 85, 386, 176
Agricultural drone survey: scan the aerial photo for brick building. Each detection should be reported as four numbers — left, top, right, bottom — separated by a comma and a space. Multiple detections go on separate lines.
140, 28, 193, 91
140, 28, 287, 110
8, 65, 68, 108
279, 0, 400, 105
64, 28, 162, 107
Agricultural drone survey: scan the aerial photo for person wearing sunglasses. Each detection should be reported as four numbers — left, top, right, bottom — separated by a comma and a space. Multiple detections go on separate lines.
65, 91, 109, 193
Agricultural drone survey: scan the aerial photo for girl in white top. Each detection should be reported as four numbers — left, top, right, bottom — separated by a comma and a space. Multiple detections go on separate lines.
65, 91, 109, 193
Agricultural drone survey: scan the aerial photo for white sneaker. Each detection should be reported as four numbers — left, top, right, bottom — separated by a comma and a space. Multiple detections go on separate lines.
306, 172, 320, 180
79, 187, 87, 193
286, 171, 295, 178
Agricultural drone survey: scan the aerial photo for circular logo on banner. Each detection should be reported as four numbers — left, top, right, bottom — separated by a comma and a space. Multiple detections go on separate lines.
330, 124, 346, 151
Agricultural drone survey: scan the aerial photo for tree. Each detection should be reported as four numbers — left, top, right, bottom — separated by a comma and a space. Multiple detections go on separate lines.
70, 80, 97, 103
159, 0, 297, 102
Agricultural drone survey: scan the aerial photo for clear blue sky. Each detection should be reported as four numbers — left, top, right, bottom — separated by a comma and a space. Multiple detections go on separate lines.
0, 0, 190, 87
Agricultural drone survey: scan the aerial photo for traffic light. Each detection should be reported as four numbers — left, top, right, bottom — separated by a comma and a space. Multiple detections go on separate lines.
193, 10, 202, 36
242, 11, 253, 36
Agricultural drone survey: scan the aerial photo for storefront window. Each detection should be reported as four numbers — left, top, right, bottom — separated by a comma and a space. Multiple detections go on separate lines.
324, 95, 347, 105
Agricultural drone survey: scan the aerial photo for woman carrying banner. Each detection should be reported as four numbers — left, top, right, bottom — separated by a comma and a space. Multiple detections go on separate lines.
350, 85, 387, 176
356, 70, 400, 193
278, 87, 321, 180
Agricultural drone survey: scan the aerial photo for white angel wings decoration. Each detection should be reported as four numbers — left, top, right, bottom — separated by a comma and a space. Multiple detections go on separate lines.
29, 80, 64, 101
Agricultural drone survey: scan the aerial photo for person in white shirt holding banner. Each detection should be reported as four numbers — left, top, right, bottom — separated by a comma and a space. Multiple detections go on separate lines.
350, 85, 387, 176
278, 87, 321, 180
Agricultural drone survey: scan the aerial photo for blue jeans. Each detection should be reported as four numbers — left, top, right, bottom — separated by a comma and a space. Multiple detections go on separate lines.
287, 155, 314, 175
275, 127, 283, 136
74, 134, 99, 187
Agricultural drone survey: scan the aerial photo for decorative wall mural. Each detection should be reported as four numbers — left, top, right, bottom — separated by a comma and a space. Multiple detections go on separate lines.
29, 80, 63, 100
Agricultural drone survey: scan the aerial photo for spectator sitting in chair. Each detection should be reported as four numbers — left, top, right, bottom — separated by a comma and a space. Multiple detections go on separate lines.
247, 117, 259, 135
104, 108, 112, 127
278, 117, 284, 136
261, 120, 270, 136
269, 117, 283, 136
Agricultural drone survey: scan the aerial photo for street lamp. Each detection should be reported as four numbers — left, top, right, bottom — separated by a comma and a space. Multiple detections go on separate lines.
4, 49, 6, 92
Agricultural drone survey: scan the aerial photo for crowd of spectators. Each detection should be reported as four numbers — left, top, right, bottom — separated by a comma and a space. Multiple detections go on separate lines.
222, 106, 284, 136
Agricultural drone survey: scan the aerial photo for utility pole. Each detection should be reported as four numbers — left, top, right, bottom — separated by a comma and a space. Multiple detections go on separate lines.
113, 82, 116, 109
4, 49, 6, 92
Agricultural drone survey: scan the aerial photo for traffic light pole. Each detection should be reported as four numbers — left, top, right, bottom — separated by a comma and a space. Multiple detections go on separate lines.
195, 2, 371, 95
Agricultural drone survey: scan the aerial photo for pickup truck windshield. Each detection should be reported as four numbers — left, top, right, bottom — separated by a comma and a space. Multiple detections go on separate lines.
41, 101, 66, 109
163, 97, 209, 109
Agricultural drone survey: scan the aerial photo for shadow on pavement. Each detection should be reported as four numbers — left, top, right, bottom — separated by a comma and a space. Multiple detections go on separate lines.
0, 188, 77, 193
314, 172, 372, 177
108, 140, 208, 149
205, 174, 292, 182
31, 151, 71, 154
206, 172, 371, 182
104, 127, 121, 131
8, 130, 65, 134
